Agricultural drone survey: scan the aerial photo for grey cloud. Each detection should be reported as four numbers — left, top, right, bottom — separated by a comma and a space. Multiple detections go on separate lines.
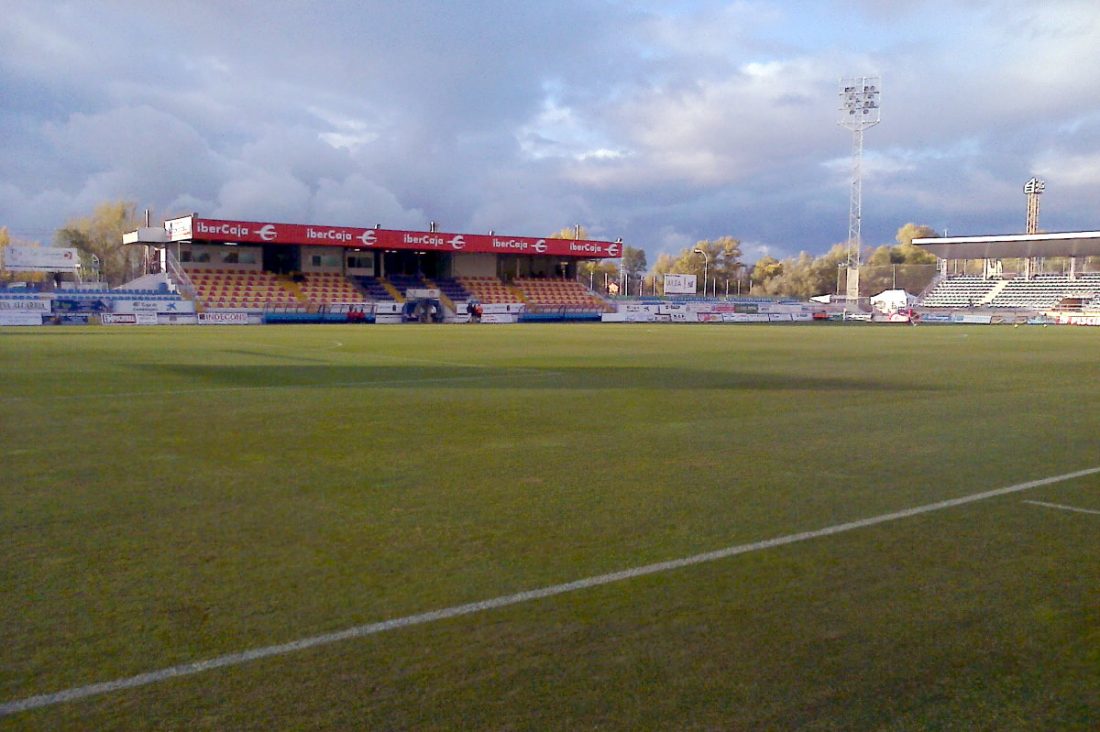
1, 0, 1098, 262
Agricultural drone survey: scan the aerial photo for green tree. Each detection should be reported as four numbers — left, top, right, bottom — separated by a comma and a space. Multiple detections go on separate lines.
550, 225, 588, 240
750, 256, 783, 291
652, 236, 744, 294
621, 245, 646, 278
55, 201, 141, 286
753, 244, 847, 298
0, 226, 10, 283
863, 224, 940, 296
578, 259, 620, 292
895, 223, 939, 256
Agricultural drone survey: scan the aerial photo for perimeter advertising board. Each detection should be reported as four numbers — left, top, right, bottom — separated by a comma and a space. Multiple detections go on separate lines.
0, 297, 46, 325
0, 298, 51, 313
1053, 314, 1100, 326
187, 218, 622, 259
197, 312, 249, 324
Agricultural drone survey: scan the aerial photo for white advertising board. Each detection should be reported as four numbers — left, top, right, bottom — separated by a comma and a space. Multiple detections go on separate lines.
157, 314, 198, 325
663, 274, 697, 295
165, 216, 193, 241
0, 312, 44, 325
950, 314, 993, 325
112, 300, 194, 315
481, 303, 525, 314
721, 313, 770, 322
480, 313, 518, 324
3, 247, 80, 272
0, 298, 51, 313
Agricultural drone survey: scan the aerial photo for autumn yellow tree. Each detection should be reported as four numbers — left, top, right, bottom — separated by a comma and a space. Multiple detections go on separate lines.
55, 201, 142, 286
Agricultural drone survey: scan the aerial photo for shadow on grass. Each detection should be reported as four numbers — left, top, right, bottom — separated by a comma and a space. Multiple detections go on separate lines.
146, 363, 935, 392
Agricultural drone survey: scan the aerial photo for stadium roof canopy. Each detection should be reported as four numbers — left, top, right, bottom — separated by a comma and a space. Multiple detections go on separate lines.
913, 231, 1100, 260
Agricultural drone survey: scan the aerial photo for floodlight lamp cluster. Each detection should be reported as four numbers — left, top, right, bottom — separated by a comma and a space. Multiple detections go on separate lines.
1023, 177, 1045, 195
840, 88, 879, 116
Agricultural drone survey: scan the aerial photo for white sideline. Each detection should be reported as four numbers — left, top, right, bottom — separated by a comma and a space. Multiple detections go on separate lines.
1023, 499, 1100, 516
2, 466, 1097, 717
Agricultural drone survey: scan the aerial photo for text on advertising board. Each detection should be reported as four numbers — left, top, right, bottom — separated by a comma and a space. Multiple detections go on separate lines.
186, 218, 622, 259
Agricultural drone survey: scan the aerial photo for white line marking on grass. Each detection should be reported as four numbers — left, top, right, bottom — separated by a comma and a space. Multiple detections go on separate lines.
3, 466, 1097, 717
1023, 499, 1100, 516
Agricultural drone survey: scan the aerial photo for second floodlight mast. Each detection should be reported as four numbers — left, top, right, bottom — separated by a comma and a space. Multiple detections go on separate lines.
838, 76, 881, 311
1024, 177, 1044, 235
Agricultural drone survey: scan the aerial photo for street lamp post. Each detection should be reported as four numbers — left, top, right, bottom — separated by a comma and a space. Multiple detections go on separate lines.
693, 248, 708, 297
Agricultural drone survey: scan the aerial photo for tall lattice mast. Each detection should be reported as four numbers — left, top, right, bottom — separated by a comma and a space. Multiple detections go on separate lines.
838, 76, 881, 307
1024, 177, 1044, 234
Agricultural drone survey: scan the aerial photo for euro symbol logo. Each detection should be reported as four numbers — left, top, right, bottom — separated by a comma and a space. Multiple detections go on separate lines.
448, 235, 465, 250
360, 230, 377, 246
533, 239, 547, 253
257, 224, 277, 242
606, 243, 620, 257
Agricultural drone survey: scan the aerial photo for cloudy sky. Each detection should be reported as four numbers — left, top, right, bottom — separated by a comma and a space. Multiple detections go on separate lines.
2, 0, 1099, 263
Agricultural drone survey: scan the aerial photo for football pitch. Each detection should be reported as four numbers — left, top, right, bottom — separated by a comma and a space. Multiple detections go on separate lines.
2, 323, 1098, 729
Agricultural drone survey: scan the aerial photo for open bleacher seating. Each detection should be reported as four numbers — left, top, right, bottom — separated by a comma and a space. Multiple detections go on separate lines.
186, 268, 299, 309
920, 273, 1100, 311
919, 276, 1000, 308
987, 273, 1100, 309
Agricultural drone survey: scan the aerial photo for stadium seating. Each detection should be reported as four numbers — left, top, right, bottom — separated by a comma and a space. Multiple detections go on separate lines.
513, 277, 612, 311
186, 269, 299, 309
426, 277, 472, 304
919, 276, 1001, 308
920, 273, 1100, 310
386, 274, 426, 299
457, 276, 522, 304
296, 272, 368, 305
352, 276, 398, 301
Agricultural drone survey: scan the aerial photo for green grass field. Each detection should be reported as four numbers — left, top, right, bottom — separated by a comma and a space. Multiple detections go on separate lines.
2, 323, 1098, 730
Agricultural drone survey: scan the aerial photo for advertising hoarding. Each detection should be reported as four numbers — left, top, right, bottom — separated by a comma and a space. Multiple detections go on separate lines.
3, 247, 80, 272
188, 218, 622, 259
663, 274, 697, 295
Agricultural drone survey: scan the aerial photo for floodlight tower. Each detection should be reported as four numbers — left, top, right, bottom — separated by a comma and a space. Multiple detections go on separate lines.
1024, 177, 1044, 234
838, 76, 881, 309
1023, 177, 1045, 278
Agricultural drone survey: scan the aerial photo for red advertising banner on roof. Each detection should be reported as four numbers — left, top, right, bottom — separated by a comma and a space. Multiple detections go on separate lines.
179, 217, 622, 259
